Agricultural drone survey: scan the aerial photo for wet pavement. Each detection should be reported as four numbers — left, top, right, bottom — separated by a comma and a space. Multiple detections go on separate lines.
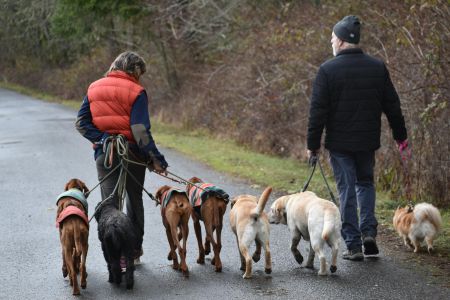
0, 88, 449, 299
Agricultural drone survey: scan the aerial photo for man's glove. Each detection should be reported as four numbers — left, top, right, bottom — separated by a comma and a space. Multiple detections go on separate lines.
307, 149, 319, 167
396, 139, 411, 161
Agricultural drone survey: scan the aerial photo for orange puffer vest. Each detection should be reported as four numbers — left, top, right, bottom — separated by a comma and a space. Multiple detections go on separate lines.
87, 70, 144, 143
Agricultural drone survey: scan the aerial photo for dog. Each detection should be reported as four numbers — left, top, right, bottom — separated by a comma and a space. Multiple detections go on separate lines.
268, 191, 341, 275
393, 203, 442, 253
230, 187, 272, 279
155, 185, 191, 276
56, 178, 89, 295
94, 197, 141, 289
186, 177, 229, 272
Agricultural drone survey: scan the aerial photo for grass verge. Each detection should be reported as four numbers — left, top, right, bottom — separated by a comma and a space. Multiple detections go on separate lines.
1, 81, 448, 260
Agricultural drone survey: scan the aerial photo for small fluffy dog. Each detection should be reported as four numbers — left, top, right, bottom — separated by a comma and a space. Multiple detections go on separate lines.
155, 185, 191, 276
186, 177, 229, 272
269, 191, 341, 276
230, 187, 272, 279
56, 178, 89, 295
94, 198, 141, 289
393, 203, 442, 253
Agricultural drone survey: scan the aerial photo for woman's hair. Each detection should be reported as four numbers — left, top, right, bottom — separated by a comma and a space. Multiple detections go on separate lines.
107, 51, 146, 79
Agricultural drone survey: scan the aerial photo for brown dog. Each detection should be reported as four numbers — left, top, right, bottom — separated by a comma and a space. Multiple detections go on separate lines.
230, 187, 272, 279
155, 185, 191, 276
56, 179, 89, 295
186, 177, 229, 272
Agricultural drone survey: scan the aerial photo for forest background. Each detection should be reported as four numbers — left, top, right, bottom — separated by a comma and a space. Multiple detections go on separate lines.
0, 0, 448, 207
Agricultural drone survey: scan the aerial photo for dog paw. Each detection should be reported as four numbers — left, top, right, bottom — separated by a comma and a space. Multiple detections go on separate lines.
182, 269, 189, 277
265, 268, 272, 274
318, 271, 328, 276
330, 265, 337, 273
62, 268, 68, 278
215, 265, 222, 272
197, 257, 205, 264
305, 263, 314, 269
72, 289, 80, 296
294, 253, 304, 265
242, 273, 252, 279
252, 253, 261, 263
167, 252, 173, 261
172, 263, 180, 270
428, 247, 434, 254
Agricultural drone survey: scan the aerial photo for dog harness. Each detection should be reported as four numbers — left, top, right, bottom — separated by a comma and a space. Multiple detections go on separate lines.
56, 189, 89, 213
159, 188, 188, 208
56, 206, 89, 228
187, 183, 229, 207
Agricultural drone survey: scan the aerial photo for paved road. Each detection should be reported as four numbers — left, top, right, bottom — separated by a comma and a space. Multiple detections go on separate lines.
0, 88, 448, 299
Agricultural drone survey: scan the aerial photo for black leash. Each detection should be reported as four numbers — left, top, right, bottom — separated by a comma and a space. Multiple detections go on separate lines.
301, 155, 338, 205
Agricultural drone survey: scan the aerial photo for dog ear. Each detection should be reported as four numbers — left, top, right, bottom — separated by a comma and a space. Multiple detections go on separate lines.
189, 177, 202, 184
155, 185, 170, 200
64, 180, 71, 191
78, 179, 89, 194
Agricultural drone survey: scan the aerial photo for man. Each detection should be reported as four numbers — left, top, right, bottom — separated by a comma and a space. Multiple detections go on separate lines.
76, 51, 168, 264
306, 16, 408, 261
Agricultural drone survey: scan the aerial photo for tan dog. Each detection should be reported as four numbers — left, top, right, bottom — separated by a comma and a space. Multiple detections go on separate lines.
56, 179, 89, 295
186, 177, 229, 272
393, 203, 442, 253
230, 187, 272, 279
268, 191, 341, 276
155, 185, 191, 276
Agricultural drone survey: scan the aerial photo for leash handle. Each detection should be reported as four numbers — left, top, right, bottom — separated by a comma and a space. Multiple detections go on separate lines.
301, 157, 317, 192
301, 154, 338, 206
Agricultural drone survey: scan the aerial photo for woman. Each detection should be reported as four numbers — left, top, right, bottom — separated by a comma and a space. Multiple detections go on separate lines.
76, 51, 168, 263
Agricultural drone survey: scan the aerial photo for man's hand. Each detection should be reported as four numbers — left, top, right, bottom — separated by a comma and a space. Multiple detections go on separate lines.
306, 149, 320, 167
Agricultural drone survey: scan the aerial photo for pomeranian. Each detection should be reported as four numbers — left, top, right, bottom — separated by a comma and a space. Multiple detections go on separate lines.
393, 203, 442, 253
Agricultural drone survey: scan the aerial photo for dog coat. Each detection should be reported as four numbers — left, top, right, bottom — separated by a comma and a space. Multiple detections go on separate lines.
56, 189, 89, 213
187, 183, 229, 207
56, 206, 89, 228
159, 188, 188, 208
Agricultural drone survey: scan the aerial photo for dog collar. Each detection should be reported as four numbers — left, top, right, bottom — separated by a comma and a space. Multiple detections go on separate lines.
56, 189, 89, 213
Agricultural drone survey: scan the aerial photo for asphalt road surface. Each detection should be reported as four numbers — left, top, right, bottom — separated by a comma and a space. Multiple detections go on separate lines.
0, 88, 448, 300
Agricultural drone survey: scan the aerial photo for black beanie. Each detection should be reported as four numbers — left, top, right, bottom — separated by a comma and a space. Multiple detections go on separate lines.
333, 15, 361, 44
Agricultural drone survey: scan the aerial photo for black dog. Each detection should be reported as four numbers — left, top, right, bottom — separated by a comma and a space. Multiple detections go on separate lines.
94, 199, 141, 289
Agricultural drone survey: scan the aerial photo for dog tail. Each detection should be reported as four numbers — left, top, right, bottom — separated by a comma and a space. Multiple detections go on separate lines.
74, 225, 83, 258
250, 187, 272, 220
322, 209, 336, 241
213, 197, 220, 228
414, 203, 442, 232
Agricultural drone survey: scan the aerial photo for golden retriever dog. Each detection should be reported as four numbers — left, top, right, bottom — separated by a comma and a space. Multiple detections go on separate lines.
268, 191, 341, 276
186, 177, 229, 272
230, 187, 272, 279
56, 178, 89, 295
393, 203, 442, 253
155, 185, 191, 276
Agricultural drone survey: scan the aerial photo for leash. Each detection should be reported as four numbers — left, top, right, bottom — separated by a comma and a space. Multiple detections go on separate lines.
87, 135, 159, 222
398, 143, 413, 212
150, 169, 210, 193
301, 154, 338, 205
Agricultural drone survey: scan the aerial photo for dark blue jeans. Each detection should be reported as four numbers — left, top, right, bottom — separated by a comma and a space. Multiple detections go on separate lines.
329, 150, 378, 251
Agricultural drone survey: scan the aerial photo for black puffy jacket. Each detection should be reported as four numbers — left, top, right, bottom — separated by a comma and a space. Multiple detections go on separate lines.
307, 48, 407, 152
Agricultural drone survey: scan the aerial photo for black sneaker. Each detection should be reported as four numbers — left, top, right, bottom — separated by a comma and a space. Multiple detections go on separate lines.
363, 236, 379, 255
342, 248, 364, 261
